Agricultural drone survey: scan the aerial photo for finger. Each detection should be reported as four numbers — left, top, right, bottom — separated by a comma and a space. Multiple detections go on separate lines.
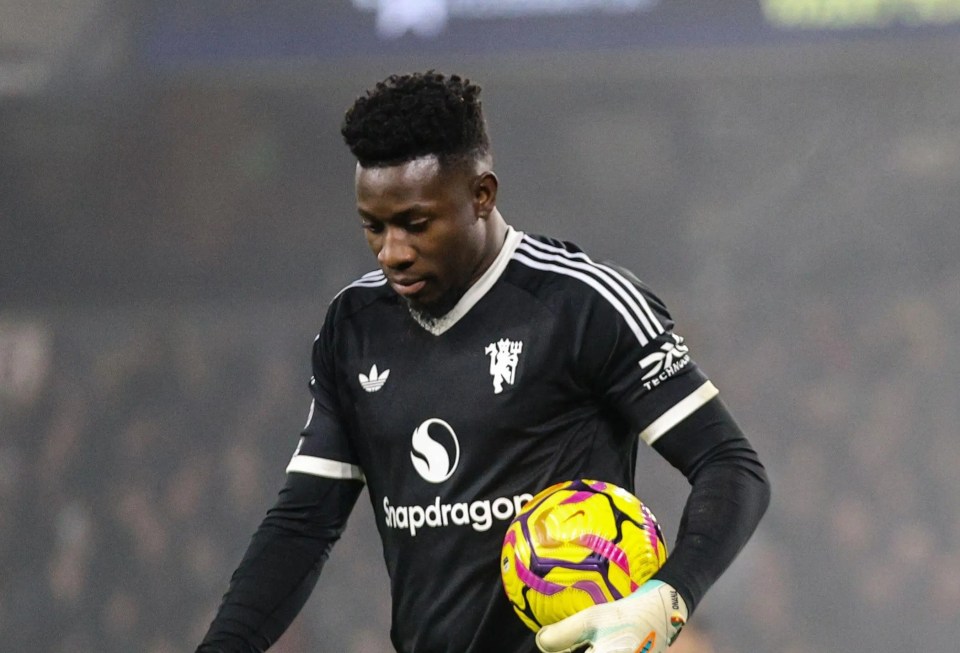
536, 616, 592, 653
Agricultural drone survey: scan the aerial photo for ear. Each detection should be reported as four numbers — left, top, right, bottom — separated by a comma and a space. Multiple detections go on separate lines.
473, 171, 499, 218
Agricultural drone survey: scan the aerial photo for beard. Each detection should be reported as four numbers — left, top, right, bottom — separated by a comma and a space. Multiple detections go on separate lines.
404, 285, 467, 334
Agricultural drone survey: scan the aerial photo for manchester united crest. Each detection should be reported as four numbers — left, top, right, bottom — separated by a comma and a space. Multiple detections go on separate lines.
484, 338, 523, 394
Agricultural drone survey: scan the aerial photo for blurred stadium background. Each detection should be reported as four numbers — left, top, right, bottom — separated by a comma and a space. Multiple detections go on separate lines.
2, 1, 960, 651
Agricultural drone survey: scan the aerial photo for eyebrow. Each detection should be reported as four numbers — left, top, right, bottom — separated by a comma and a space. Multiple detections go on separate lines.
358, 205, 432, 222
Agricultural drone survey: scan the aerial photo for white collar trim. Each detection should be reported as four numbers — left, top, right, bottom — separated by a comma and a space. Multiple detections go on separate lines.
411, 226, 523, 336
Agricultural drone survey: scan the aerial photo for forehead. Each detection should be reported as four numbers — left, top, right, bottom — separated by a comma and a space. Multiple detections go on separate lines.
355, 157, 461, 211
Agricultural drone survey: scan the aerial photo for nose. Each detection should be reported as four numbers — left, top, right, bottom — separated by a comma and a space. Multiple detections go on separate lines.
377, 226, 416, 270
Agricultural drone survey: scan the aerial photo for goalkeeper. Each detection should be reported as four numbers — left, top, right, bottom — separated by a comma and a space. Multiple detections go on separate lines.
196, 71, 770, 653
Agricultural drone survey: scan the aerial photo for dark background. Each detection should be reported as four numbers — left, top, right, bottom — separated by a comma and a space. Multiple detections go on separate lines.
2, 1, 960, 651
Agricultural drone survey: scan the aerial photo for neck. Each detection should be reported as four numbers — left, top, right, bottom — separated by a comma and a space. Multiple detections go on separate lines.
420, 210, 509, 320
475, 208, 508, 279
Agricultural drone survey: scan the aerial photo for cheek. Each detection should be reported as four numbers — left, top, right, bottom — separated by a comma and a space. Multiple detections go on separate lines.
364, 232, 381, 254
445, 231, 483, 282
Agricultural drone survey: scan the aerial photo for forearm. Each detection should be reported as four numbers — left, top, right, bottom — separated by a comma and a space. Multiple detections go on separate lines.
651, 398, 771, 614
197, 474, 364, 652
653, 446, 769, 613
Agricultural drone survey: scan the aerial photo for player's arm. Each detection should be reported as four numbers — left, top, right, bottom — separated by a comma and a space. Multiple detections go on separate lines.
590, 268, 771, 614
196, 471, 363, 652
199, 311, 365, 652
648, 394, 769, 615
540, 268, 769, 653
537, 398, 769, 653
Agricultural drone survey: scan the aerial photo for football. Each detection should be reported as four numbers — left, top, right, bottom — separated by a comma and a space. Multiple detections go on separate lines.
500, 479, 668, 631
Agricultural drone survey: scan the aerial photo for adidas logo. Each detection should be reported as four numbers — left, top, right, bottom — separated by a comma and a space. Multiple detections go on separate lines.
359, 364, 390, 393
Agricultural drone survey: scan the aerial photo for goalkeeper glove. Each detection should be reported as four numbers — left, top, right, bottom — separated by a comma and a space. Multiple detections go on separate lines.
535, 580, 688, 653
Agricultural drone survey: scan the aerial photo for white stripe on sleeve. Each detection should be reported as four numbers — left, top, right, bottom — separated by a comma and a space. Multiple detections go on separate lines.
639, 381, 719, 445
303, 399, 316, 430
519, 238, 664, 337
513, 252, 653, 347
286, 455, 366, 481
334, 271, 388, 298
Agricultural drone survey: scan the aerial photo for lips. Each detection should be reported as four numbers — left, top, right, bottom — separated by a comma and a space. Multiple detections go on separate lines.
389, 278, 428, 297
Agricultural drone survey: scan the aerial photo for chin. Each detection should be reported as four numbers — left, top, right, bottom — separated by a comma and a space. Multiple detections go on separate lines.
407, 287, 463, 318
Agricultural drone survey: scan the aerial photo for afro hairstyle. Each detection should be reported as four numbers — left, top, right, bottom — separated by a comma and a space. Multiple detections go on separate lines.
341, 71, 490, 168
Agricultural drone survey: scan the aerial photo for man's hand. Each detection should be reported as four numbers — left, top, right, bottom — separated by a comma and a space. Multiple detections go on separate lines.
535, 580, 687, 653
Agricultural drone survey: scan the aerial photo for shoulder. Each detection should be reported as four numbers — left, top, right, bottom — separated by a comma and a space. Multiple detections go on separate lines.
508, 233, 670, 342
507, 233, 596, 296
511, 233, 641, 293
325, 269, 396, 326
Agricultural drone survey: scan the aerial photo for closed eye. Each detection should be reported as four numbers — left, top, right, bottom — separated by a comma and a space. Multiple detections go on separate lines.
405, 219, 429, 233
357, 208, 432, 234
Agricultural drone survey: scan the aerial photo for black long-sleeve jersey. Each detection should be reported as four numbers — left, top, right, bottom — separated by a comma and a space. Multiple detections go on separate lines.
199, 227, 770, 653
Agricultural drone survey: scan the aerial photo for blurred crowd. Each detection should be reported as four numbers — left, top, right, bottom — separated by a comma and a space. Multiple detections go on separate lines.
0, 306, 391, 652
693, 274, 960, 652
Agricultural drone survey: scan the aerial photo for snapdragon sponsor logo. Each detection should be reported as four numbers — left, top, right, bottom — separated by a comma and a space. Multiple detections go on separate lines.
384, 493, 533, 536
410, 418, 460, 483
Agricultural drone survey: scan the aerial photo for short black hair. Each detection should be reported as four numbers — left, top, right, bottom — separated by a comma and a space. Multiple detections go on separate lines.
341, 71, 490, 168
